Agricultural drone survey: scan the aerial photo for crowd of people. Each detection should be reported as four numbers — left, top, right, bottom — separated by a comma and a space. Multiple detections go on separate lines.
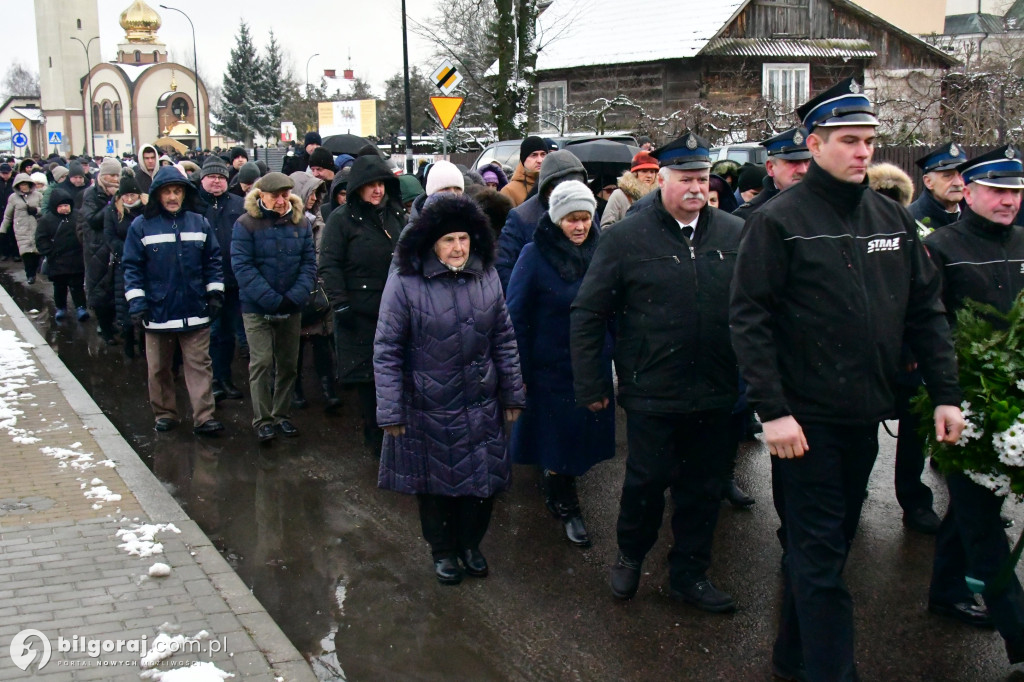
3, 76, 1024, 680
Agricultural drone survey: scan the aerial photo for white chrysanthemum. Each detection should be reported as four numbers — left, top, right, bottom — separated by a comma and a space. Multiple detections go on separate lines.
967, 471, 1013, 497
1016, 379, 1024, 392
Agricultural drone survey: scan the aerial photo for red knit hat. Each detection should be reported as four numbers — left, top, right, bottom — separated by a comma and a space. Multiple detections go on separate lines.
631, 151, 659, 173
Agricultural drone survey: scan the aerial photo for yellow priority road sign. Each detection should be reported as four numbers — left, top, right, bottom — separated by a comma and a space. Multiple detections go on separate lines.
430, 97, 464, 130
430, 59, 463, 96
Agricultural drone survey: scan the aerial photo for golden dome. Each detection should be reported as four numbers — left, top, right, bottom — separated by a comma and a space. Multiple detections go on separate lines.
119, 0, 162, 44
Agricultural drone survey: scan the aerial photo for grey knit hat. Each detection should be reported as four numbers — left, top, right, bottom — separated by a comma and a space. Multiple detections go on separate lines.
237, 161, 261, 185
200, 156, 230, 179
538, 150, 588, 197
547, 180, 596, 225
99, 158, 122, 177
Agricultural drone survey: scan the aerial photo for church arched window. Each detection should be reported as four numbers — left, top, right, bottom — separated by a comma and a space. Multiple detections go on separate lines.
77, 19, 82, 29
171, 98, 189, 119
134, 50, 141, 63
92, 104, 99, 131
102, 102, 112, 132
153, 51, 159, 62
113, 103, 122, 132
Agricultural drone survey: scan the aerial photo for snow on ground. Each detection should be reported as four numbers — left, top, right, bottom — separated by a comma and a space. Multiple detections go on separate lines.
148, 563, 172, 577
139, 661, 235, 681
116, 523, 181, 558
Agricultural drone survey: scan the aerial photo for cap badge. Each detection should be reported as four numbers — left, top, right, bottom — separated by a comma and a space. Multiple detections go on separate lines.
1006, 147, 1016, 159
849, 81, 861, 94
685, 135, 698, 150
792, 131, 804, 145
949, 143, 959, 157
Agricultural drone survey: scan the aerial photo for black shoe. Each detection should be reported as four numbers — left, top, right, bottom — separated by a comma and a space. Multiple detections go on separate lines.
256, 424, 276, 442
291, 383, 308, 409
904, 506, 941, 535
154, 418, 179, 432
459, 549, 488, 577
670, 577, 736, 613
609, 553, 642, 600
563, 515, 591, 547
193, 419, 224, 436
321, 377, 342, 413
26, 276, 35, 285
771, 659, 810, 682
275, 420, 299, 437
211, 380, 227, 402
928, 600, 994, 628
221, 381, 243, 400
1004, 514, 1015, 529
434, 555, 463, 585
723, 479, 756, 508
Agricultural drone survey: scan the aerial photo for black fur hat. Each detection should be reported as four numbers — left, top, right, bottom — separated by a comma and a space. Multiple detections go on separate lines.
395, 193, 495, 275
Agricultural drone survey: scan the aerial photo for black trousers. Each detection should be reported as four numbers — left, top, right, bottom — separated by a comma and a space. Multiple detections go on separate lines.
22, 253, 40, 279
772, 422, 879, 682
50, 272, 86, 310
417, 494, 494, 559
894, 382, 933, 512
931, 472, 1024, 649
617, 408, 732, 586
94, 303, 117, 338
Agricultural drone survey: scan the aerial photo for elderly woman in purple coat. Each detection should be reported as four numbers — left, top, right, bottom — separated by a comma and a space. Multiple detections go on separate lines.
373, 193, 526, 586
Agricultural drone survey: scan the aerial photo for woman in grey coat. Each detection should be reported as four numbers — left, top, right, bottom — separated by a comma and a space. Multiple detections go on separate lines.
373, 193, 525, 585
0, 173, 42, 283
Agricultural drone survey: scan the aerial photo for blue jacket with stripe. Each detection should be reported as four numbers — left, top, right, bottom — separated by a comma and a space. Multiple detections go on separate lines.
122, 167, 224, 332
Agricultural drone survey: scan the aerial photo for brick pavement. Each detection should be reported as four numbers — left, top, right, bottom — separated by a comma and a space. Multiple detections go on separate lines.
0, 285, 317, 681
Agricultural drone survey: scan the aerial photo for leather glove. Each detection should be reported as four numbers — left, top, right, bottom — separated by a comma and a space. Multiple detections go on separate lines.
25, 205, 38, 216
130, 309, 150, 327
207, 293, 224, 320
277, 296, 300, 314
334, 304, 355, 327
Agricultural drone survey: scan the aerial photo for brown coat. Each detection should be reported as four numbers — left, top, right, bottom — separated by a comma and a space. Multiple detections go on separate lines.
500, 163, 537, 208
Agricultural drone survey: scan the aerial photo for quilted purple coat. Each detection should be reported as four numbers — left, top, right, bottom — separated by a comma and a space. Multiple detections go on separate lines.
374, 194, 526, 497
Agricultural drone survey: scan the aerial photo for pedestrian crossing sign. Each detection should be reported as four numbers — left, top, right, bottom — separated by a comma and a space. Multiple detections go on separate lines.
48, 132, 62, 145
430, 60, 463, 96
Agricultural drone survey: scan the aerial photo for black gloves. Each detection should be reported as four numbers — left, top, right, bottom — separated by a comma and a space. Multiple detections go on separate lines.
207, 292, 224, 320
334, 304, 355, 327
25, 205, 38, 216
130, 309, 150, 327
277, 296, 300, 314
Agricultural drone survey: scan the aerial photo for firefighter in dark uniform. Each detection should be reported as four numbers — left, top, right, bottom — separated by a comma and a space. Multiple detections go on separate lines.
926, 146, 1024, 659
732, 127, 811, 221
893, 141, 969, 536
909, 141, 968, 230
730, 78, 964, 682
571, 132, 744, 613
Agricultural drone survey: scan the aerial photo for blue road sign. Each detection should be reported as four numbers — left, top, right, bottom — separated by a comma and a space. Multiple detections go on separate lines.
12, 133, 28, 148
106, 139, 114, 154
48, 132, 62, 145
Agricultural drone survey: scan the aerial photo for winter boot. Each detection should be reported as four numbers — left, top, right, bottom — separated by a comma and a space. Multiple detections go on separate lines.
541, 470, 560, 518
546, 471, 591, 547
320, 376, 342, 413
291, 380, 308, 409
54, 308, 67, 322
76, 306, 90, 321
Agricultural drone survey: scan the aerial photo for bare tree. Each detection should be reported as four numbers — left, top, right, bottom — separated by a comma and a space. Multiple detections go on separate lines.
2, 62, 40, 99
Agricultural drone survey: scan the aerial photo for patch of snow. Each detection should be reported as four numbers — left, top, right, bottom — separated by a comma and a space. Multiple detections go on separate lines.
140, 661, 234, 681
148, 563, 171, 577
139, 630, 210, 669
116, 523, 181, 558
84, 485, 122, 502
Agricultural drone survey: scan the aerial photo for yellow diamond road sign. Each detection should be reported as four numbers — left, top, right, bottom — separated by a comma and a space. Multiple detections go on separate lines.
430, 97, 464, 130
430, 60, 463, 96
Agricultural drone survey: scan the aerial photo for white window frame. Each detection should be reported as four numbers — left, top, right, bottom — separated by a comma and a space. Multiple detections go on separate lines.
762, 63, 810, 112
537, 80, 567, 134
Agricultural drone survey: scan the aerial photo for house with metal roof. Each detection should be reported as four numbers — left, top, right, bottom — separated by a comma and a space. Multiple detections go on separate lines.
532, 0, 957, 141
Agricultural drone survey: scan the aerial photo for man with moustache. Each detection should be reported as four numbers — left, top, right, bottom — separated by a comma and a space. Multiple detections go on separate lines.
730, 78, 964, 682
910, 142, 968, 230
572, 132, 744, 613
732, 127, 811, 221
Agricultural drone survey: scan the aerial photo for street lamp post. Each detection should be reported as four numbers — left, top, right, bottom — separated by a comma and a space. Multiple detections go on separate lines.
305, 53, 319, 96
159, 5, 202, 150
401, 0, 414, 174
69, 36, 99, 157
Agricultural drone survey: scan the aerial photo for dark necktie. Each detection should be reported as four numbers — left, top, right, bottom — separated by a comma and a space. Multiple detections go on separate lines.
683, 225, 694, 241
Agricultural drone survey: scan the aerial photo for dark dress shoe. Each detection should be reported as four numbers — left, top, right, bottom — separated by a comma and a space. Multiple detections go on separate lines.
256, 424, 276, 442
221, 381, 243, 400
723, 479, 755, 508
434, 555, 463, 585
211, 380, 227, 402
903, 506, 941, 534
609, 553, 642, 600
928, 600, 994, 628
275, 420, 299, 437
193, 420, 224, 436
154, 418, 179, 432
459, 549, 488, 577
771, 659, 810, 682
563, 515, 591, 547
671, 577, 736, 613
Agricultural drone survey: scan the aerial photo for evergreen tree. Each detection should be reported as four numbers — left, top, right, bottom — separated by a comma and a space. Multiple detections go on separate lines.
215, 21, 264, 146
379, 68, 435, 138
257, 29, 292, 142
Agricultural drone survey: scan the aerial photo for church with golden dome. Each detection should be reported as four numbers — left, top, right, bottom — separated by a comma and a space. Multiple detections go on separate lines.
35, 0, 210, 156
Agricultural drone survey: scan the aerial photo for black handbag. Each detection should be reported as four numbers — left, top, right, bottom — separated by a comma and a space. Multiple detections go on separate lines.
300, 279, 331, 327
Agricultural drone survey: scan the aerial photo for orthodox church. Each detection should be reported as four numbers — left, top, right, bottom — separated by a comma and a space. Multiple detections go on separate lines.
36, 0, 210, 157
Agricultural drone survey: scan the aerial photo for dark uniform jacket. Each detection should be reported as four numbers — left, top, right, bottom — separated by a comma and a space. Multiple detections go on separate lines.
924, 207, 1024, 320
729, 161, 961, 425
571, 193, 743, 414
910, 190, 962, 230
732, 175, 780, 221
196, 189, 245, 290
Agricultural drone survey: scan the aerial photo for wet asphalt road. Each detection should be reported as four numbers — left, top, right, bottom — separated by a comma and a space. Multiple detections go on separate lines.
5, 262, 1024, 681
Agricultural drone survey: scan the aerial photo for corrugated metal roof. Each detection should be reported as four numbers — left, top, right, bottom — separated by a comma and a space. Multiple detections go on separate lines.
943, 13, 1007, 35
703, 38, 877, 59
535, 0, 748, 71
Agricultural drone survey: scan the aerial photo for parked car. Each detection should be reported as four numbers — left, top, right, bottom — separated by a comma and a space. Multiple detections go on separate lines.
474, 134, 637, 171
709, 143, 767, 166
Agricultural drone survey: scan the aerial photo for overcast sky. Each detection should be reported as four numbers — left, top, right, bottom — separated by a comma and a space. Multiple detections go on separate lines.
6, 0, 444, 96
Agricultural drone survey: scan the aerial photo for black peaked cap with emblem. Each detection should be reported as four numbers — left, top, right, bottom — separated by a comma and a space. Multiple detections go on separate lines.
652, 132, 712, 171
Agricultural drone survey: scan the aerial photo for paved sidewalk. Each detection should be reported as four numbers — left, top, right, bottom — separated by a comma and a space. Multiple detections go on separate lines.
0, 285, 316, 681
